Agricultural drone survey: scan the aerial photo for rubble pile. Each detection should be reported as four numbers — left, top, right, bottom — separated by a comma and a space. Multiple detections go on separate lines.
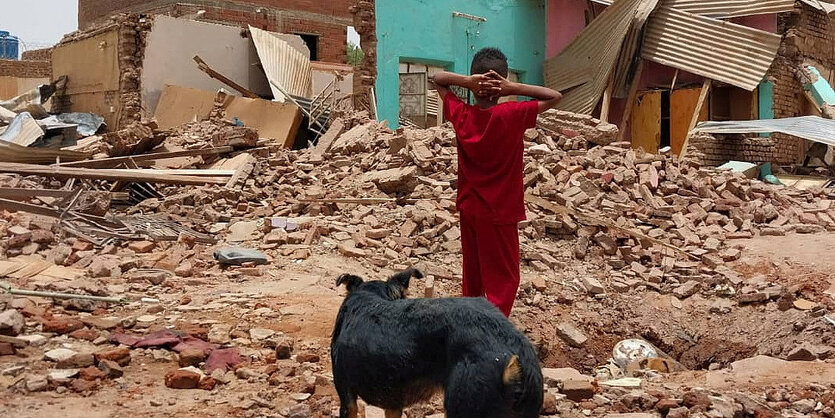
1, 106, 834, 417
114, 109, 833, 298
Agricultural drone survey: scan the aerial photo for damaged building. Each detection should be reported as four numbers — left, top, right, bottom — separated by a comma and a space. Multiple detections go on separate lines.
358, 0, 834, 166
42, 13, 354, 148
374, 0, 547, 128
77, 0, 356, 63
546, 0, 835, 165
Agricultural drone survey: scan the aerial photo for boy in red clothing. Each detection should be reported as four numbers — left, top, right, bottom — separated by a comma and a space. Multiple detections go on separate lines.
430, 48, 562, 317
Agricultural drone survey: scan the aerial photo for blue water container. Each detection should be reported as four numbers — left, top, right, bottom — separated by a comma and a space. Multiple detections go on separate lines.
0, 31, 20, 60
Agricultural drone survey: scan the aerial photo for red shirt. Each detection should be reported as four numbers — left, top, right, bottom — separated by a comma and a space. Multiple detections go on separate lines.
443, 93, 539, 224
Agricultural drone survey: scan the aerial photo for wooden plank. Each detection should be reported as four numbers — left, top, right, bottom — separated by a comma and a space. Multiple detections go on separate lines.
104, 169, 235, 176
671, 87, 708, 155
0, 188, 126, 201
601, 74, 614, 123
617, 60, 645, 142
193, 55, 259, 98
57, 147, 234, 168
0, 199, 119, 229
0, 163, 227, 185
631, 91, 662, 153
0, 140, 90, 164
680, 79, 712, 159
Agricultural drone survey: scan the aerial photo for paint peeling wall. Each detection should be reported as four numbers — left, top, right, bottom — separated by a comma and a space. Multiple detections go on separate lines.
375, 0, 547, 128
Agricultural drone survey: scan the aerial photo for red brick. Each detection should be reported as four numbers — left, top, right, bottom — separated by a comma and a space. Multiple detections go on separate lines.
165, 369, 201, 389
42, 318, 84, 335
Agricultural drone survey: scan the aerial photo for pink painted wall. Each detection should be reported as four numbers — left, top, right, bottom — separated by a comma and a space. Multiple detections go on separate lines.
730, 14, 778, 33
547, 0, 589, 58
640, 61, 703, 91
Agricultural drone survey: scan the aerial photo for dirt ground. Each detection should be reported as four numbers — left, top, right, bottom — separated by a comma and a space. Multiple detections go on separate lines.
2, 231, 834, 418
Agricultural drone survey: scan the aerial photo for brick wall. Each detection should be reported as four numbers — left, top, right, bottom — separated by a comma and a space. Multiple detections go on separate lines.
692, 3, 834, 166
21, 48, 52, 62
688, 133, 779, 167
0, 60, 51, 78
350, 1, 376, 95
78, 0, 354, 63
767, 3, 835, 164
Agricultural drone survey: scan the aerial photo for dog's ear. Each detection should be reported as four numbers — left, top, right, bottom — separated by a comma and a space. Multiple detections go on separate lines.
387, 268, 423, 290
336, 274, 364, 293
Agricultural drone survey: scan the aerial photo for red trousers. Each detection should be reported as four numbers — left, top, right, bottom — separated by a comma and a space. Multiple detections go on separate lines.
460, 213, 521, 317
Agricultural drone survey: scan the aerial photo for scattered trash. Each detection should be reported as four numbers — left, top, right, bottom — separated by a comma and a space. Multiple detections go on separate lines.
599, 377, 642, 388
213, 247, 269, 266
612, 339, 659, 369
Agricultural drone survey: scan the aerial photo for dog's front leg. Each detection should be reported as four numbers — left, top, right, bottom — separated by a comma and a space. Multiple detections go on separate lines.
384, 410, 403, 418
341, 402, 358, 418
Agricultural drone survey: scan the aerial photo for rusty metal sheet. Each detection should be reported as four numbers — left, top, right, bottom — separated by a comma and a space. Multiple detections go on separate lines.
544, 0, 650, 114
249, 26, 313, 102
642, 6, 782, 91
661, 0, 795, 17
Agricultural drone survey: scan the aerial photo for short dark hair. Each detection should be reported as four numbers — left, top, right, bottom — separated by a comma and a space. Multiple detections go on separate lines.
471, 47, 509, 78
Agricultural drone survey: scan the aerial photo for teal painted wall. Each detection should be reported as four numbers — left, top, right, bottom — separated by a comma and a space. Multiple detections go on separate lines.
375, 0, 547, 128
758, 80, 774, 138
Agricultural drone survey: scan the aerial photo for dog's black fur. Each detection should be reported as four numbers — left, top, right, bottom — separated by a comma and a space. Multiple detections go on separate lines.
331, 268, 543, 418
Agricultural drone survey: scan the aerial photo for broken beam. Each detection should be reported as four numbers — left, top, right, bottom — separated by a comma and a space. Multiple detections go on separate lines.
297, 197, 420, 205
193, 55, 260, 99
57, 146, 234, 168
0, 187, 127, 202
0, 198, 119, 227
0, 162, 227, 185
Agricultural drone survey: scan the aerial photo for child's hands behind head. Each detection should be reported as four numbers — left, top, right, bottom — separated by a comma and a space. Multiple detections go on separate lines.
485, 70, 516, 99
467, 73, 502, 98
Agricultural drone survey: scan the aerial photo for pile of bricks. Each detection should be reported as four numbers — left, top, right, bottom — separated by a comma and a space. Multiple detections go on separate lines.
98, 109, 831, 296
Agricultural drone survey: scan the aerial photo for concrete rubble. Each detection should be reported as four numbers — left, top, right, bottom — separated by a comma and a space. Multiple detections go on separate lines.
1, 10, 835, 413
0, 104, 832, 416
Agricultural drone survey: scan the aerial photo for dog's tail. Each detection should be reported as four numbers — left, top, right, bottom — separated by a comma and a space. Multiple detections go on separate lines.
502, 354, 523, 403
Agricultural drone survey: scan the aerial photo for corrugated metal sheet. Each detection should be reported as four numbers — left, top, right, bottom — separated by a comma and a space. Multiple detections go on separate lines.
661, 0, 795, 18
799, 0, 835, 14
0, 112, 44, 146
642, 7, 782, 91
612, 0, 661, 98
544, 0, 649, 114
249, 26, 313, 102
693, 117, 835, 146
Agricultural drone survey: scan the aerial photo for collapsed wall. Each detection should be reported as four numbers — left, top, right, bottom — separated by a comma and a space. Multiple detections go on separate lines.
689, 3, 834, 166
51, 14, 152, 130
349, 1, 377, 109
769, 2, 834, 163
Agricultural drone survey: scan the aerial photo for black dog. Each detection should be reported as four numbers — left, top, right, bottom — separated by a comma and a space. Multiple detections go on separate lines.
331, 268, 543, 418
